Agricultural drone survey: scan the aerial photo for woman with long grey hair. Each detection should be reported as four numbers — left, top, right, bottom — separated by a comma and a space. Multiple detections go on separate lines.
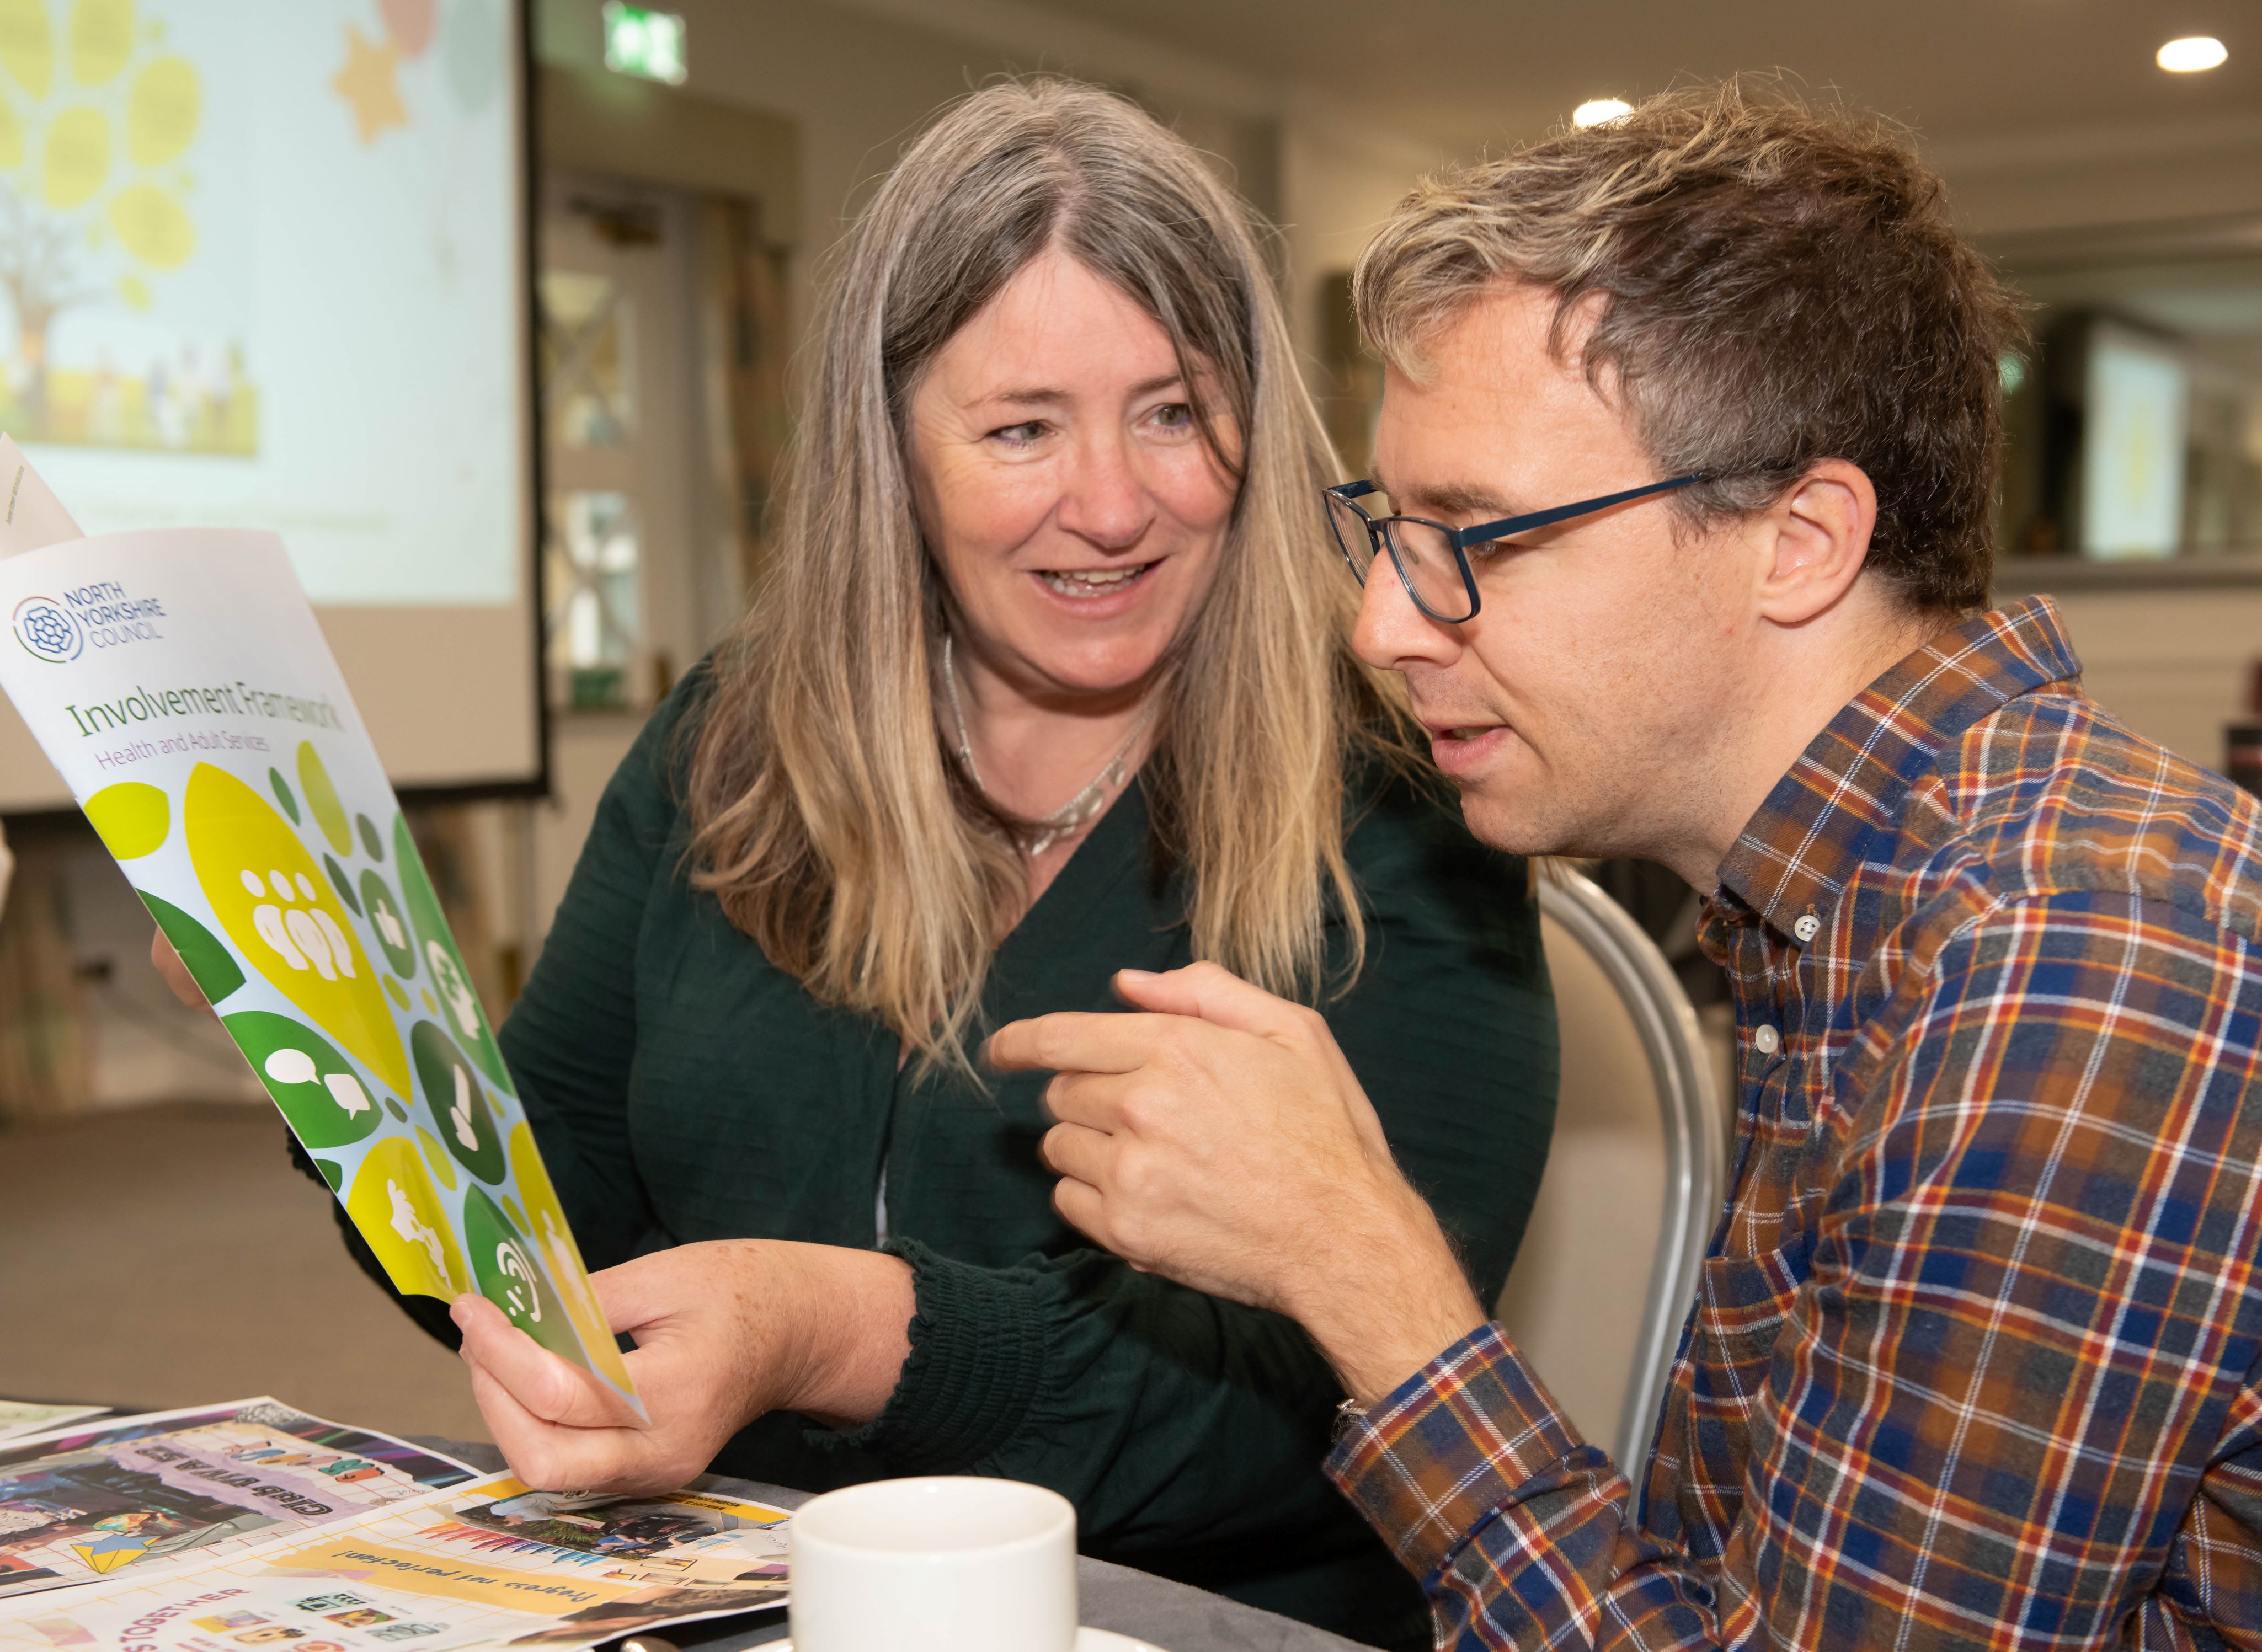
423, 79, 1550, 1644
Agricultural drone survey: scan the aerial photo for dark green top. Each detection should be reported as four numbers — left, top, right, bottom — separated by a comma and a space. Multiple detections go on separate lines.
454, 679, 1554, 1646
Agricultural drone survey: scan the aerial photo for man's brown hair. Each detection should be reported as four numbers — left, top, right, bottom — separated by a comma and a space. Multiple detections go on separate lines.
1353, 83, 2027, 612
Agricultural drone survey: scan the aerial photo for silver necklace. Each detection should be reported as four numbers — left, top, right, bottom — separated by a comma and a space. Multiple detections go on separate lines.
942, 632, 1152, 857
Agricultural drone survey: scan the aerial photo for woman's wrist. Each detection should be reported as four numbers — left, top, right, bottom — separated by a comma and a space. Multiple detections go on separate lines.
765, 1242, 917, 1428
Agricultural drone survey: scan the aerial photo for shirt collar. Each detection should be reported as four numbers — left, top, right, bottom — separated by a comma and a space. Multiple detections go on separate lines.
1711, 595, 2084, 940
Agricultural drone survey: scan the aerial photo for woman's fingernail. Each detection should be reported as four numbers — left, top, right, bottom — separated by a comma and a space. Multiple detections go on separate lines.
1118, 969, 1156, 982
449, 1297, 473, 1328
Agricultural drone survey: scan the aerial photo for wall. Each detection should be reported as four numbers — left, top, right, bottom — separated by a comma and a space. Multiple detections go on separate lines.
527, 0, 2262, 774
1277, 115, 1452, 432
528, 0, 1428, 384
1933, 112, 2262, 242
532, 0, 1285, 327
2007, 583, 2262, 770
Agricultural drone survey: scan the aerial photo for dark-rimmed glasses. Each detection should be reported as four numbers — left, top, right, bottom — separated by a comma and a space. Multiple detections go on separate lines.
1322, 473, 1706, 622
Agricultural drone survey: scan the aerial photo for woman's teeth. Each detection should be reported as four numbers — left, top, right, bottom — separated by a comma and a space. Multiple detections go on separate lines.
1041, 563, 1153, 597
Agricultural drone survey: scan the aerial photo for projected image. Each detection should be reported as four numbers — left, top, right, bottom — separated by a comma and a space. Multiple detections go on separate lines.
0, 0, 536, 810
330, 0, 503, 145
0, 0, 254, 456
0, 0, 522, 606
2081, 323, 2189, 560
1997, 255, 2262, 564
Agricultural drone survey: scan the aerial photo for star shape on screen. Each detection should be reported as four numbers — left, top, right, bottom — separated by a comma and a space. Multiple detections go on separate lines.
332, 23, 408, 145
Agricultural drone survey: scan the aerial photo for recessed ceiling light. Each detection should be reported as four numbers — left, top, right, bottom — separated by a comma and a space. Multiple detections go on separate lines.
2157, 36, 2228, 72
1574, 99, 1633, 128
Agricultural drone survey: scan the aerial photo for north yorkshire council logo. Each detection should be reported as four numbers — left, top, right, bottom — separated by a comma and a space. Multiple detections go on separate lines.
12, 595, 82, 663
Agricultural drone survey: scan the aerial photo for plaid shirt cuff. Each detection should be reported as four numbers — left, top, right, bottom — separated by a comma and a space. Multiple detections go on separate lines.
1324, 1321, 1592, 1584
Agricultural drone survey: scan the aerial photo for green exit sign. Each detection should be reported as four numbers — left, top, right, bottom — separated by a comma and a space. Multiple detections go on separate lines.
602, 3, 686, 84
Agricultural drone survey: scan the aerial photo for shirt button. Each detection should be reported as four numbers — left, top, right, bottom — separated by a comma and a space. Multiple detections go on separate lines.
1753, 1024, 1781, 1055
1792, 914, 1820, 944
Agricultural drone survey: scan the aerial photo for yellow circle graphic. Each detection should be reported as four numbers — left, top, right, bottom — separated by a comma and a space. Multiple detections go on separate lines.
126, 54, 198, 166
68, 0, 132, 88
347, 1136, 468, 1301
84, 780, 168, 859
185, 762, 408, 1098
0, 0, 53, 101
42, 103, 109, 208
109, 181, 194, 269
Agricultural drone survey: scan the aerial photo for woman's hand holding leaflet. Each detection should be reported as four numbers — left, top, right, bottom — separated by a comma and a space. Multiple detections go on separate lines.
452, 1239, 914, 1495
159, 919, 925, 1495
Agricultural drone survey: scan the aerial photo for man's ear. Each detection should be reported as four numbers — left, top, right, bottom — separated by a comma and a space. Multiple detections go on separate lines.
1752, 460, 1877, 627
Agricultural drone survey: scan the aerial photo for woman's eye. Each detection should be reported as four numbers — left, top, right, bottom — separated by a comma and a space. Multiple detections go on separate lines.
990, 420, 1048, 446
1149, 402, 1194, 431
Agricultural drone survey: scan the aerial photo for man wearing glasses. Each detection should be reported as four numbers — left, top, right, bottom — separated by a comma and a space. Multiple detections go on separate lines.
994, 87, 2262, 1649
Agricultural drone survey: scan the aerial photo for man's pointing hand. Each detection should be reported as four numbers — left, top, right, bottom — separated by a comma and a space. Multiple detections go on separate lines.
989, 961, 1488, 1406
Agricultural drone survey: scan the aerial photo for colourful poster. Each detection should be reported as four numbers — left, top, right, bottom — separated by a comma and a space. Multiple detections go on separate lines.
0, 447, 639, 1417
0, 1475, 790, 1652
0, 1400, 475, 1601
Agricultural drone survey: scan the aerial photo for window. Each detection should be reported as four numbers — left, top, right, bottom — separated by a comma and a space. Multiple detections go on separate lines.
542, 490, 640, 710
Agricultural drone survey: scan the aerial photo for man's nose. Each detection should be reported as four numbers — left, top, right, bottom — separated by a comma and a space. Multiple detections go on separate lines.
1352, 550, 1460, 671
1057, 431, 1153, 550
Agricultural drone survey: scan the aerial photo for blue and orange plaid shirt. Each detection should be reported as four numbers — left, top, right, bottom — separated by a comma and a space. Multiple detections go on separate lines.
1326, 597, 2262, 1649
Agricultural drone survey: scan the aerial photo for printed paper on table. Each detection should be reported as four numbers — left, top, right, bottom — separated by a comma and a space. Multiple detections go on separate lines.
0, 1399, 477, 1601
0, 1474, 791, 1652
0, 442, 639, 1418
0, 1409, 109, 1449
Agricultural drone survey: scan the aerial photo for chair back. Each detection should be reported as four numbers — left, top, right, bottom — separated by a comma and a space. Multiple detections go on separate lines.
1493, 868, 1728, 1471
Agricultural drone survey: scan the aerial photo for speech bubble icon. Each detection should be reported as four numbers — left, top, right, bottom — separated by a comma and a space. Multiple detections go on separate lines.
226, 1011, 383, 1150
264, 1047, 318, 1086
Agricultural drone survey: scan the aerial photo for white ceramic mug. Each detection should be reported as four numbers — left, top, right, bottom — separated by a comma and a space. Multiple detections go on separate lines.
788, 1475, 1078, 1652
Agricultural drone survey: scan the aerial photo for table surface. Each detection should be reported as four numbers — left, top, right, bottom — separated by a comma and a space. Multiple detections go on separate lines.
425, 1440, 1378, 1652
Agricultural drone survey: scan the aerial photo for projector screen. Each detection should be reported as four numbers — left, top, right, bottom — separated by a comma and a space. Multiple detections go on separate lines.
2080, 320, 2190, 562
0, 0, 536, 811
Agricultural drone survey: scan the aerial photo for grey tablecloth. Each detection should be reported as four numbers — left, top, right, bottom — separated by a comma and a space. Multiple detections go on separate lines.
421, 1441, 1376, 1652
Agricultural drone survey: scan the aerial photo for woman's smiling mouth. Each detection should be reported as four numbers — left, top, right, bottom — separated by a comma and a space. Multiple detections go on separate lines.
1039, 560, 1159, 598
